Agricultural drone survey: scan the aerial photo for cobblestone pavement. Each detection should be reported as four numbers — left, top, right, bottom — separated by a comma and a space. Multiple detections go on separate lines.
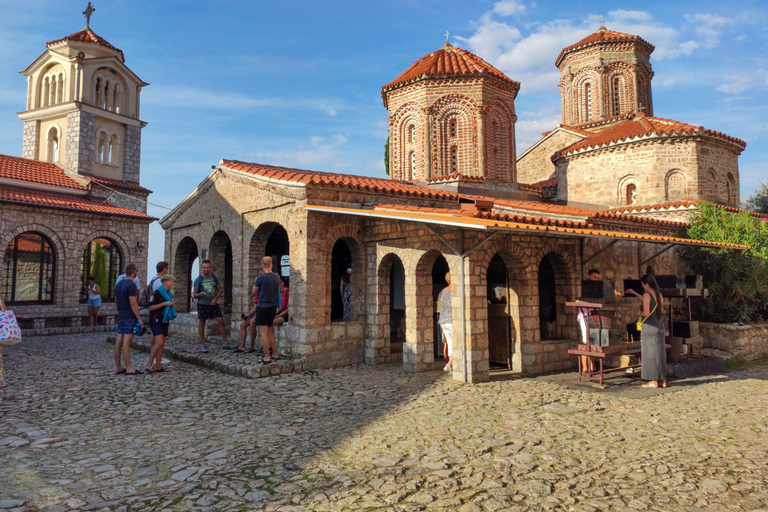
1, 334, 767, 512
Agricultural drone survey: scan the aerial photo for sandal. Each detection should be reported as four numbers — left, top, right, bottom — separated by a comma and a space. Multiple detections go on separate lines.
260, 357, 272, 364
641, 382, 658, 388
245, 348, 256, 353
150, 367, 167, 373
233, 348, 246, 353
125, 370, 143, 376
115, 369, 126, 374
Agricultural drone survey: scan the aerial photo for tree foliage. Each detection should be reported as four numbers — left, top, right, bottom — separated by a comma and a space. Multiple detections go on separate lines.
681, 202, 768, 323
746, 180, 768, 214
384, 135, 390, 177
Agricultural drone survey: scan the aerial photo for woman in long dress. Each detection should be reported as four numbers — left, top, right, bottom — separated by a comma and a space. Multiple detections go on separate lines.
638, 274, 666, 388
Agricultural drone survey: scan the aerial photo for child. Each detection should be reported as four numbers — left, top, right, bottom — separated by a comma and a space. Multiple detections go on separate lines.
146, 275, 177, 372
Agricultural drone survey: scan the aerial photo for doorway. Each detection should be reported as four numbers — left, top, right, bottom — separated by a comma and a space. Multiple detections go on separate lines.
431, 254, 450, 360
487, 254, 512, 368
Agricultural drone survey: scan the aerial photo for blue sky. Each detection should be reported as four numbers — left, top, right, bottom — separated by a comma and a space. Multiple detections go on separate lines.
1, 0, 766, 277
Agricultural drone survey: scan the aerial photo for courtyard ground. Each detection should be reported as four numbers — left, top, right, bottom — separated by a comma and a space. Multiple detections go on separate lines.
1, 334, 767, 512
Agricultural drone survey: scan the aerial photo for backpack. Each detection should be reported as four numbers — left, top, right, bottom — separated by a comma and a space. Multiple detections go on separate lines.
139, 276, 161, 308
192, 274, 220, 299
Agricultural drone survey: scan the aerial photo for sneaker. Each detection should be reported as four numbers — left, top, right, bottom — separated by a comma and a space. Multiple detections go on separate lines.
443, 365, 451, 373
222, 344, 235, 350
201, 346, 209, 353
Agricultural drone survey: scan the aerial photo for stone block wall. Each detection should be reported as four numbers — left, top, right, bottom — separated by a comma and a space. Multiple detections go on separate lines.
64, 110, 95, 176
700, 323, 768, 362
517, 128, 583, 185
22, 120, 38, 160
1, 202, 150, 322
123, 125, 142, 184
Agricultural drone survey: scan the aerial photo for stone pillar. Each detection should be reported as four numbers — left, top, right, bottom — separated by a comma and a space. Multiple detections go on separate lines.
64, 111, 95, 176
123, 125, 142, 184
22, 120, 39, 160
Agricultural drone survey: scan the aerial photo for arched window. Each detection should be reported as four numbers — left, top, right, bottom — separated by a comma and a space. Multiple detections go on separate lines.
94, 77, 102, 108
450, 146, 458, 173
57, 73, 65, 104
80, 238, 122, 302
449, 119, 457, 138
48, 74, 57, 106
98, 131, 108, 163
584, 83, 592, 122
408, 124, 415, 143
109, 134, 119, 165
626, 183, 637, 205
612, 76, 621, 116
2, 232, 55, 304
46, 126, 59, 163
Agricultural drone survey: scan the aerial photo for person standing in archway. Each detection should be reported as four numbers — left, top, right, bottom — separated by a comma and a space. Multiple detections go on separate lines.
438, 271, 454, 373
193, 260, 228, 353
341, 268, 352, 321
253, 257, 281, 363
86, 276, 101, 327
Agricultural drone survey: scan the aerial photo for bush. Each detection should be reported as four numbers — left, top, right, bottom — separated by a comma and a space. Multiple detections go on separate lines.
681, 202, 768, 323
746, 180, 768, 214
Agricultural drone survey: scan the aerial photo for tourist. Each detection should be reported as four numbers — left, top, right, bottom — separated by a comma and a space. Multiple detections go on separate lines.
253, 256, 281, 363
114, 263, 143, 375
193, 260, 229, 353
145, 261, 169, 349
234, 296, 259, 353
145, 275, 177, 373
86, 276, 101, 327
341, 268, 351, 321
116, 270, 141, 293
272, 277, 290, 327
578, 268, 602, 373
635, 274, 666, 389
438, 272, 454, 373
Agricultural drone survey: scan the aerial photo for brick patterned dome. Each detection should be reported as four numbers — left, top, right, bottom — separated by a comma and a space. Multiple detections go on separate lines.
555, 27, 654, 66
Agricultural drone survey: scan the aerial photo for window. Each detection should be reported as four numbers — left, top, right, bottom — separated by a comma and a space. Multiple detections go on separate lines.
109, 134, 119, 165
2, 232, 55, 304
584, 83, 592, 122
408, 124, 415, 143
80, 238, 122, 302
626, 183, 637, 205
43, 77, 50, 107
450, 146, 458, 173
612, 76, 621, 116
449, 119, 457, 138
46, 126, 59, 163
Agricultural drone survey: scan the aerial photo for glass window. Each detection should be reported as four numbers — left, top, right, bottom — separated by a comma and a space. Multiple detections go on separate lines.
80, 238, 122, 302
2, 232, 55, 304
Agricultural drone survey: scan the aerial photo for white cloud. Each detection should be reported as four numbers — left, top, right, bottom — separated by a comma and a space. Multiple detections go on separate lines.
515, 107, 561, 154
717, 68, 768, 94
250, 133, 351, 169
492, 0, 526, 17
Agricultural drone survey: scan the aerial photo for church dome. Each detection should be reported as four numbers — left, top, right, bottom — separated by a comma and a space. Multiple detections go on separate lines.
47, 27, 124, 61
382, 42, 519, 95
555, 27, 654, 66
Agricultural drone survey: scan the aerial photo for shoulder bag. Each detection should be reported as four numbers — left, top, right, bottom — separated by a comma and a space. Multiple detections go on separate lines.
0, 299, 22, 346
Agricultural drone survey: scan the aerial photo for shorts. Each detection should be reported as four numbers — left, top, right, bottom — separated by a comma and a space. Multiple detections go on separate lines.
254, 306, 277, 327
117, 319, 136, 335
197, 304, 223, 321
151, 322, 169, 337
440, 323, 453, 357
87, 297, 102, 307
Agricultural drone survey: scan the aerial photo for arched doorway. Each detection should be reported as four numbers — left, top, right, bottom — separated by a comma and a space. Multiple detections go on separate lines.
174, 236, 198, 313
538, 256, 557, 340
264, 225, 290, 278
209, 231, 233, 314
331, 240, 352, 321
487, 254, 512, 368
431, 254, 450, 361
3, 232, 56, 304
389, 257, 405, 355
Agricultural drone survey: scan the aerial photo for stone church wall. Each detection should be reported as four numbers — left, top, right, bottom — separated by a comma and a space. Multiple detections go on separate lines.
517, 129, 583, 185
64, 110, 95, 176
0, 202, 149, 333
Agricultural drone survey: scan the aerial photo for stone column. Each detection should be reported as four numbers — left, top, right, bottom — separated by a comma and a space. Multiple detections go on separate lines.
631, 65, 639, 114
596, 65, 606, 120
477, 106, 486, 179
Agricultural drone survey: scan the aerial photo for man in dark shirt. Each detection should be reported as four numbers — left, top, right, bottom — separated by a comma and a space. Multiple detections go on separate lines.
114, 263, 143, 375
253, 256, 281, 363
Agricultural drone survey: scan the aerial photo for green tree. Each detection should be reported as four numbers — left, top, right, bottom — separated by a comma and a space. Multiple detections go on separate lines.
384, 135, 389, 177
681, 202, 768, 323
91, 243, 108, 295
746, 180, 768, 214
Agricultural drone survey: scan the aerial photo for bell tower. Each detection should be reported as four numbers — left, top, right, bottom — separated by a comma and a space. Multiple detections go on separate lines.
556, 25, 654, 126
18, 10, 148, 185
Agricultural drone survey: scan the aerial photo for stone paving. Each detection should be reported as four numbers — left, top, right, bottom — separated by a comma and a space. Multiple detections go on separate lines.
1, 334, 768, 512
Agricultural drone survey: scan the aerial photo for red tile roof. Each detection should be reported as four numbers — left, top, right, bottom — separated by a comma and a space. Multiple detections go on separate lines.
425, 172, 486, 183
0, 187, 153, 220
221, 160, 458, 201
608, 198, 768, 219
47, 27, 124, 59
382, 43, 519, 95
519, 176, 558, 198
0, 154, 86, 191
556, 28, 654, 66
553, 114, 747, 159
87, 175, 152, 194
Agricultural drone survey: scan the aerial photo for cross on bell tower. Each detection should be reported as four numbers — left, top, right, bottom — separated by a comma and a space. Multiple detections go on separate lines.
83, 2, 95, 28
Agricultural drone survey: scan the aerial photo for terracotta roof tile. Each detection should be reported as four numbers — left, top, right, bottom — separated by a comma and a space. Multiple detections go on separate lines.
87, 175, 152, 194
47, 27, 124, 59
425, 172, 485, 183
608, 198, 768, 219
553, 114, 747, 159
0, 154, 86, 190
556, 28, 654, 66
519, 176, 558, 198
382, 43, 519, 95
0, 187, 153, 220
221, 160, 458, 201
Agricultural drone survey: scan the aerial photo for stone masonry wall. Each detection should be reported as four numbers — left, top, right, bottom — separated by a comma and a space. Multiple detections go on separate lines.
123, 125, 142, 184
1, 202, 150, 324
64, 110, 95, 176
22, 120, 38, 160
517, 129, 583, 185
700, 323, 768, 362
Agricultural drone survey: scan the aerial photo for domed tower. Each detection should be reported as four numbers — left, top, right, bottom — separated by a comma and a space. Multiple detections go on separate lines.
18, 23, 148, 185
382, 42, 520, 184
556, 25, 654, 126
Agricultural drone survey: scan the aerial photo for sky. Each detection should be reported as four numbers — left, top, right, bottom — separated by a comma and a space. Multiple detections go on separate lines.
0, 0, 766, 278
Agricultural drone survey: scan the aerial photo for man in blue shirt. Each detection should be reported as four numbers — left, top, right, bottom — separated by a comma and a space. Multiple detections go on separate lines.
114, 263, 143, 375
253, 256, 281, 363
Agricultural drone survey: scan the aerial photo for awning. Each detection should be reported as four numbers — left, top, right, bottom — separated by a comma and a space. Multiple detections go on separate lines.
305, 204, 749, 250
